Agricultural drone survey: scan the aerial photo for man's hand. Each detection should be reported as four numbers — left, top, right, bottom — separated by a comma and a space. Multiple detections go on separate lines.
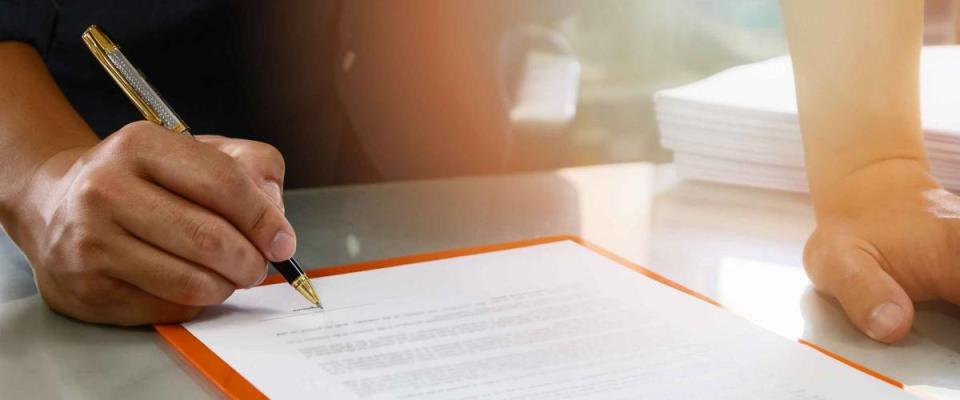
21, 121, 293, 326
804, 158, 960, 343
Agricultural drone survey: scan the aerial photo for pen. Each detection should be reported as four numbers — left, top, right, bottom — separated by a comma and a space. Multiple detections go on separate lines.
81, 25, 322, 308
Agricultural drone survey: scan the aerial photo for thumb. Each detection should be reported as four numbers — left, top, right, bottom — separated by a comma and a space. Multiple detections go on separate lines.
804, 231, 914, 343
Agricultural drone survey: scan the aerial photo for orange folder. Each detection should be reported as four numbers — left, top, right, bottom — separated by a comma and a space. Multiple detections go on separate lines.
154, 235, 902, 399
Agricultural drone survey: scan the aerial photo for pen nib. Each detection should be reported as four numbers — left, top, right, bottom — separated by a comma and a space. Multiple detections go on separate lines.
292, 275, 322, 308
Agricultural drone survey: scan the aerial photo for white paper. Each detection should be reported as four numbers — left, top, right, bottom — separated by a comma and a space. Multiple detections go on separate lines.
907, 385, 960, 400
184, 241, 913, 399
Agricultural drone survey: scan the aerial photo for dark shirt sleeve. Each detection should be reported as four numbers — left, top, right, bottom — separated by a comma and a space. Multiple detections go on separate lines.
0, 0, 57, 53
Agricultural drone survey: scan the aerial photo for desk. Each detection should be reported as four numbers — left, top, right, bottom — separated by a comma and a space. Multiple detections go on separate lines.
1, 162, 958, 398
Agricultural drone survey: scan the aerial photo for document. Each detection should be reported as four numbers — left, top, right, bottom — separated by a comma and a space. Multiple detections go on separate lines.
184, 241, 912, 399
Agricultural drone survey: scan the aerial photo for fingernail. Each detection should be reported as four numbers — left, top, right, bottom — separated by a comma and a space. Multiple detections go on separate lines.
868, 302, 904, 340
262, 181, 285, 213
270, 231, 296, 261
254, 263, 269, 286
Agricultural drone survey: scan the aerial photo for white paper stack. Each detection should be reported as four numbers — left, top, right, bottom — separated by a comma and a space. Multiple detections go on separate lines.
655, 46, 960, 192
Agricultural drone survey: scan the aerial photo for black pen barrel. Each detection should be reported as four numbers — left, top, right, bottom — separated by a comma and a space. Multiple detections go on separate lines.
272, 258, 306, 283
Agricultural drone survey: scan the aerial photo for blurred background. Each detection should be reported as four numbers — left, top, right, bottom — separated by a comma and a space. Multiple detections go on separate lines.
497, 0, 960, 172
552, 1, 787, 168
237, 0, 960, 185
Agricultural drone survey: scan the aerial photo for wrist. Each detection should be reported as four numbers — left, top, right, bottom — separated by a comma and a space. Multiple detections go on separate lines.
0, 145, 90, 256
809, 157, 939, 219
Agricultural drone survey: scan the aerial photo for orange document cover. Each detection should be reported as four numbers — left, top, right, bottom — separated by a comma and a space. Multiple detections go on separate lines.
154, 235, 901, 399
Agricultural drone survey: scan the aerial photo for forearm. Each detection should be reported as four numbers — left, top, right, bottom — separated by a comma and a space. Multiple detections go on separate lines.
781, 0, 928, 207
0, 42, 99, 242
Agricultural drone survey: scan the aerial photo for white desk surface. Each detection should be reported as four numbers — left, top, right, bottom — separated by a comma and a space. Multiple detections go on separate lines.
1, 162, 957, 398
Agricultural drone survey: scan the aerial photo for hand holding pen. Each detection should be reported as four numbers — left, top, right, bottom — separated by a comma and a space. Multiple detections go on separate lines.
1, 25, 315, 326
21, 119, 305, 325
82, 25, 321, 308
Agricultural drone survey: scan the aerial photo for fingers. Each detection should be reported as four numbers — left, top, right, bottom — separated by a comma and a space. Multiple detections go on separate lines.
112, 291, 204, 326
105, 123, 296, 261
32, 124, 292, 327
100, 232, 240, 306
804, 229, 915, 343
111, 178, 267, 288
195, 135, 286, 212
91, 283, 205, 326
40, 273, 204, 327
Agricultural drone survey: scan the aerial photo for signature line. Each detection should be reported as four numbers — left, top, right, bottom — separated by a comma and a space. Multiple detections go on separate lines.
258, 302, 378, 321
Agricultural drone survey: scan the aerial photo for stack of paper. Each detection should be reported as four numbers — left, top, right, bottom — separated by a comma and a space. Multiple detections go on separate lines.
655, 46, 960, 192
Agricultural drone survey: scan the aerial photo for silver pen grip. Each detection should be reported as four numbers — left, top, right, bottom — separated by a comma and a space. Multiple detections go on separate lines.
106, 49, 190, 135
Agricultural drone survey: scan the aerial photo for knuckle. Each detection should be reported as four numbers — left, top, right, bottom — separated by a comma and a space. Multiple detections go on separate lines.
124, 120, 158, 131
829, 267, 863, 293
190, 220, 226, 257
202, 157, 248, 198
803, 229, 876, 297
173, 271, 208, 306
109, 122, 153, 150
72, 229, 105, 266
802, 231, 839, 291
173, 271, 234, 306
247, 201, 271, 234
75, 171, 117, 206
214, 158, 248, 189
255, 142, 286, 172
239, 250, 267, 287
802, 228, 841, 272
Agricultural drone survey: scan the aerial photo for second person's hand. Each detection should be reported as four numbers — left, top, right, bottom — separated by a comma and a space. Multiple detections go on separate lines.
804, 158, 960, 343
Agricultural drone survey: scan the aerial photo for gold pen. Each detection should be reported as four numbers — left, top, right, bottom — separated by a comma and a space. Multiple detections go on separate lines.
81, 25, 322, 308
